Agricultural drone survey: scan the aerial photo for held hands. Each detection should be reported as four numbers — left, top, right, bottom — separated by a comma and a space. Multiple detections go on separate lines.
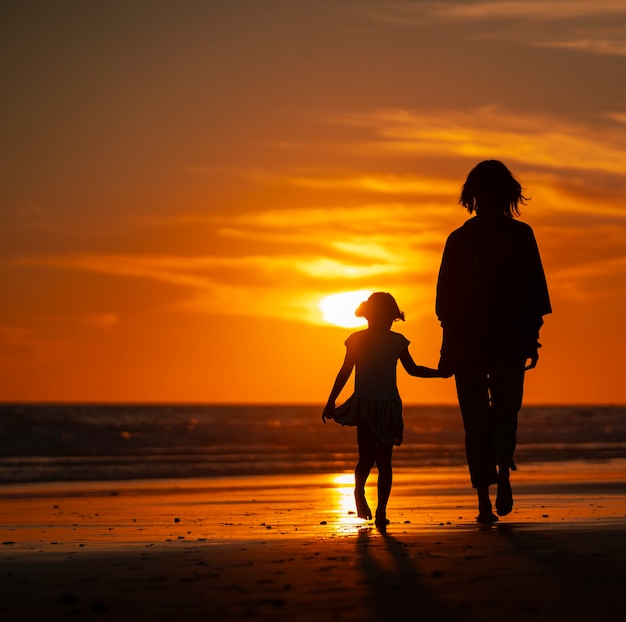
438, 368, 454, 379
322, 402, 335, 423
420, 365, 453, 379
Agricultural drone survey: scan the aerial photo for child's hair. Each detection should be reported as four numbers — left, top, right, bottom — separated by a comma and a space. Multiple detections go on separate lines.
355, 292, 405, 322
459, 160, 528, 217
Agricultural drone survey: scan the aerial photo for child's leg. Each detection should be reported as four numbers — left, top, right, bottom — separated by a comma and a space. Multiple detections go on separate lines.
375, 443, 393, 524
355, 423, 376, 519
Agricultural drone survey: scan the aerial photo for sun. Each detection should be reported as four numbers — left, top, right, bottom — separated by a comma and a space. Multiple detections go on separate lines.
318, 290, 372, 328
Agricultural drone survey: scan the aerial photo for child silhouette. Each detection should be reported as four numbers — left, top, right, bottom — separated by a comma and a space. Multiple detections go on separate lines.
322, 292, 448, 528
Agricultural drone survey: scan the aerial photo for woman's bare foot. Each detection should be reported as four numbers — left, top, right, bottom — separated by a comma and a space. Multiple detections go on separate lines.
354, 490, 372, 520
496, 476, 513, 516
375, 509, 390, 529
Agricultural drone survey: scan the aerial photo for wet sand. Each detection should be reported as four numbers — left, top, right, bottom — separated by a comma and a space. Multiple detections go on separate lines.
1, 463, 626, 621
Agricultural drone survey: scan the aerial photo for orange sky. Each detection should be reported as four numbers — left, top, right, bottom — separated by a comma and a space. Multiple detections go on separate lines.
2, 1, 626, 404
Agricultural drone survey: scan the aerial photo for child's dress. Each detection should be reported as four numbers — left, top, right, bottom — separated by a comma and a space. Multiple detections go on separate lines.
335, 329, 410, 446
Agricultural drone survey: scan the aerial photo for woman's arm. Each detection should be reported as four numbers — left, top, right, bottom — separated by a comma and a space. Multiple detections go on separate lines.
399, 348, 450, 378
322, 351, 356, 422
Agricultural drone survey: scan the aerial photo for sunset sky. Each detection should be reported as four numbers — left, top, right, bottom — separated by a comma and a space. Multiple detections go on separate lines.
2, 1, 626, 404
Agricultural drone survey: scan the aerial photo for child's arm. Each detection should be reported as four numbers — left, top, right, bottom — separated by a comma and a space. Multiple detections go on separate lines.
399, 348, 451, 378
322, 351, 355, 422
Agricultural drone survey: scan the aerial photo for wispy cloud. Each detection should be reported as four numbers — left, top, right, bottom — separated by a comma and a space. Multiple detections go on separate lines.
288, 173, 459, 197
330, 107, 626, 176
0, 325, 67, 365
216, 105, 626, 310
369, 1, 626, 24
549, 253, 626, 300
12, 196, 446, 325
82, 313, 121, 330
428, 1, 626, 20
534, 39, 626, 56
369, 2, 626, 57
12, 102, 626, 325
607, 111, 626, 125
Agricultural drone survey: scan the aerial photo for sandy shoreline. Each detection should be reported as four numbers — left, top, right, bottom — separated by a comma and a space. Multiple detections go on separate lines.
2, 463, 626, 620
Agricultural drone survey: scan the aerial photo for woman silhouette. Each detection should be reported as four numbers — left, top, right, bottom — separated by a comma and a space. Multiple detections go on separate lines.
436, 160, 551, 523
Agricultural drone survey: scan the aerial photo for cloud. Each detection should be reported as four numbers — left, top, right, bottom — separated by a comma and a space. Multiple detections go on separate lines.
82, 313, 121, 330
329, 107, 626, 176
218, 203, 455, 238
533, 38, 626, 56
288, 173, 459, 197
0, 325, 67, 364
1, 199, 52, 229
15, 200, 44, 218
12, 197, 445, 325
17, 254, 214, 289
369, 2, 626, 57
549, 254, 626, 301
428, 1, 626, 21
217, 103, 626, 312
607, 112, 626, 125
371, 1, 626, 22
522, 174, 626, 223
12, 102, 626, 326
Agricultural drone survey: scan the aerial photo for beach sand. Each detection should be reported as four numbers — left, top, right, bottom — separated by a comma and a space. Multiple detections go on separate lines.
1, 463, 626, 621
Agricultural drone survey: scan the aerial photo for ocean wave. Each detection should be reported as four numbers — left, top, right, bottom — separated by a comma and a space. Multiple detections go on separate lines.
0, 404, 625, 484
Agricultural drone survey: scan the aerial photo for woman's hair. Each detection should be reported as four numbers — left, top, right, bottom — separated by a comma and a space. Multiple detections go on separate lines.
355, 292, 405, 322
459, 160, 529, 217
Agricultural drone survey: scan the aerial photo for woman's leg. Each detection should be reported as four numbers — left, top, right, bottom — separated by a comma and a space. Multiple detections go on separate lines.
355, 423, 376, 519
489, 359, 525, 475
454, 367, 498, 489
489, 359, 526, 516
455, 366, 498, 522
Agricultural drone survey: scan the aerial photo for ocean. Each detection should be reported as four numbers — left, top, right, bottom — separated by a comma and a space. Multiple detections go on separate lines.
1, 404, 625, 485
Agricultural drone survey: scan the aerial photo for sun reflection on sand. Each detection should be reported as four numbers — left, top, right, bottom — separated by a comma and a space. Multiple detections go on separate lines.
329, 473, 368, 531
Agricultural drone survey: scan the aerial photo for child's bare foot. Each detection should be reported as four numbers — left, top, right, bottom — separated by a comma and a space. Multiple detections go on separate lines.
476, 510, 499, 524
354, 490, 372, 520
476, 486, 498, 525
477, 489, 498, 523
